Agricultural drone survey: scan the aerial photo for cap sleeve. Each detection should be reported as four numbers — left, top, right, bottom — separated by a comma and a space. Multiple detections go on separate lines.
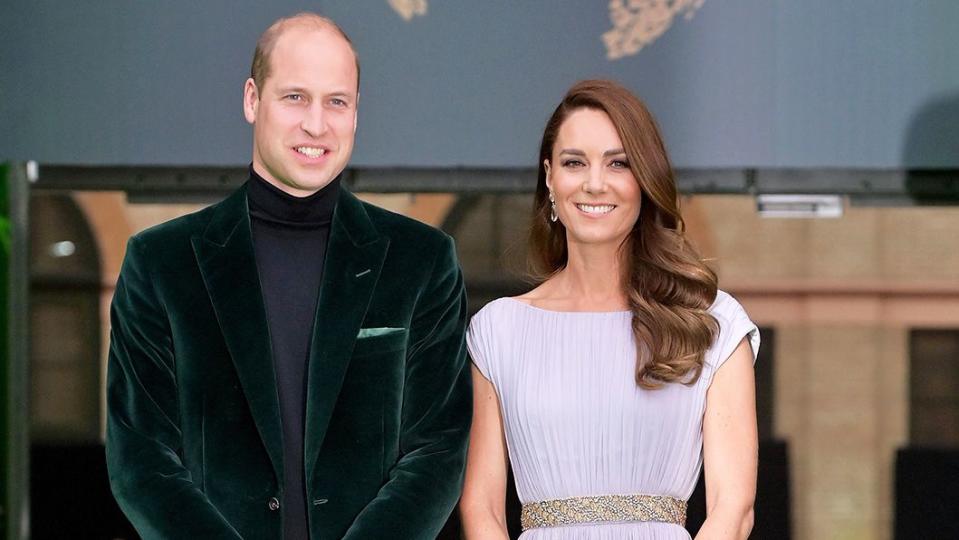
709, 290, 760, 371
466, 305, 495, 382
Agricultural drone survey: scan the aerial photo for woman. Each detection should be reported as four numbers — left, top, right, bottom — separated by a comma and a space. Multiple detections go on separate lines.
460, 80, 759, 540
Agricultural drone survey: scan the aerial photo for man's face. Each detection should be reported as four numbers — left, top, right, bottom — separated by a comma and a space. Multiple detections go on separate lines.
244, 26, 359, 197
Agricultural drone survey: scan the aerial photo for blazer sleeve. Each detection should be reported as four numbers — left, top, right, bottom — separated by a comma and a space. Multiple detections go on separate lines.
105, 235, 242, 539
341, 234, 472, 540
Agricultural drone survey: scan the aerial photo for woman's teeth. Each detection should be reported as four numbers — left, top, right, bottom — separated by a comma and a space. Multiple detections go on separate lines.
576, 203, 615, 214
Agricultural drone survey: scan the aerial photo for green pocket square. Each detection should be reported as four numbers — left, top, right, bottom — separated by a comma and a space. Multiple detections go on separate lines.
356, 327, 406, 339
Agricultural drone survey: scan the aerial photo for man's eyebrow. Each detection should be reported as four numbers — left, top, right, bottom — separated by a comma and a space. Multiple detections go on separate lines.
275, 86, 309, 95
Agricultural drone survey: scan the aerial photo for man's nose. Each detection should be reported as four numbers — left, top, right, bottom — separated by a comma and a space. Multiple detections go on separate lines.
300, 104, 329, 137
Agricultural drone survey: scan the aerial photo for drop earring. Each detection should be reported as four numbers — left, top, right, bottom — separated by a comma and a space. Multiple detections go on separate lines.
545, 162, 558, 223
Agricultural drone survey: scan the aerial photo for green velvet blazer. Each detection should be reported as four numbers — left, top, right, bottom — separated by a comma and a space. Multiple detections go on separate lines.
106, 184, 472, 539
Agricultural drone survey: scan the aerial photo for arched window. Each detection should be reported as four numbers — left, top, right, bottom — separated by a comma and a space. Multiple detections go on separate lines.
29, 194, 101, 442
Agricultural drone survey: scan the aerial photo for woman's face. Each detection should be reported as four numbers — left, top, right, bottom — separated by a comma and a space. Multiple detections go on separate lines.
546, 107, 641, 249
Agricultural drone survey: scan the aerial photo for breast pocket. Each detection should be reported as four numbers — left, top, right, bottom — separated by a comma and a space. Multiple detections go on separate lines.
352, 327, 409, 357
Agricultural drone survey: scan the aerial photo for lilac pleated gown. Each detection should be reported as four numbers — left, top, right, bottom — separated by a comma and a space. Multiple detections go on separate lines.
467, 290, 759, 539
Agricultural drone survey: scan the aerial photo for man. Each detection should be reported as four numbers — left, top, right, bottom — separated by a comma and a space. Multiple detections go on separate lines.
106, 13, 471, 539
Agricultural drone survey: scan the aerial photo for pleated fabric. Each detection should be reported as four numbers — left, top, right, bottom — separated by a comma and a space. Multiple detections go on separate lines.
467, 290, 760, 540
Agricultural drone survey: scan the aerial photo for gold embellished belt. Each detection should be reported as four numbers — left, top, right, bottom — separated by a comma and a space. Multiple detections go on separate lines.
520, 494, 687, 530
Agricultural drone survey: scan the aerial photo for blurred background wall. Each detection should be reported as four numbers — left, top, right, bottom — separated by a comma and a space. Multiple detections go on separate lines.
3, 1, 959, 539
1, 0, 958, 168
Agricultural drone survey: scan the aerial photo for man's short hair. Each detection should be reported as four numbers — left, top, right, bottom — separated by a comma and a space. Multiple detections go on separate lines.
250, 12, 360, 92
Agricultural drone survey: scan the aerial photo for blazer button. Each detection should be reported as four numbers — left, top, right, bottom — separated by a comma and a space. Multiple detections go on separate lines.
268, 497, 281, 511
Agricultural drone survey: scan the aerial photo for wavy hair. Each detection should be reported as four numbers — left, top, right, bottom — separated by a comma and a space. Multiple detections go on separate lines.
529, 80, 718, 388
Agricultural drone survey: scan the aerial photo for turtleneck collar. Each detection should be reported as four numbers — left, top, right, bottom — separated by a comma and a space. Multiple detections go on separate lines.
247, 166, 340, 228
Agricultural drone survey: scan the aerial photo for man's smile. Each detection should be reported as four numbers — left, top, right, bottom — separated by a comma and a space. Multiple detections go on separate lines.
294, 145, 329, 159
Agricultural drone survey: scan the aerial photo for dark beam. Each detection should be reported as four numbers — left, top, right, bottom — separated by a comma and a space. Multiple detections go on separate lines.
30, 164, 959, 203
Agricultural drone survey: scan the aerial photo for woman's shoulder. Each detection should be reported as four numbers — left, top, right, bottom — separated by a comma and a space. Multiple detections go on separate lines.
473, 279, 548, 317
706, 289, 761, 366
708, 289, 750, 323
466, 297, 530, 380
471, 296, 526, 325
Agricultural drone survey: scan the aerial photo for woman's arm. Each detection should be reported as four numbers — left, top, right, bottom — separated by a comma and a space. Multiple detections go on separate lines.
460, 365, 511, 539
695, 337, 758, 540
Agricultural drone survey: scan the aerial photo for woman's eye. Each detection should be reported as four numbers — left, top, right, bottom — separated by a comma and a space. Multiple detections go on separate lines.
610, 159, 629, 169
562, 159, 584, 168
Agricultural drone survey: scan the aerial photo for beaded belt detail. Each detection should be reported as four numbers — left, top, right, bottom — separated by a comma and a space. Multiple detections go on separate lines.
520, 494, 687, 530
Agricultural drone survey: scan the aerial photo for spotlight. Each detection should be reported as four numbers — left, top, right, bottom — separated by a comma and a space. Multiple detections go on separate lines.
756, 194, 844, 218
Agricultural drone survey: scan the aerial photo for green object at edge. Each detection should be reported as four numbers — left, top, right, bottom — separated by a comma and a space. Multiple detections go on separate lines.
0, 161, 11, 537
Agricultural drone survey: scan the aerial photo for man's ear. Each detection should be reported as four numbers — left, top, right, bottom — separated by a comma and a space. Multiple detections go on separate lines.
243, 78, 259, 125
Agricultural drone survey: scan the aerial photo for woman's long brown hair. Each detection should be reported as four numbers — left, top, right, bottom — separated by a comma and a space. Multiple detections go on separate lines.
529, 79, 718, 389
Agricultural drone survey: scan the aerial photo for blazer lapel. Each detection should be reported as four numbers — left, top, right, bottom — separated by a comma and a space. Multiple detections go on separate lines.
191, 185, 283, 483
305, 189, 389, 480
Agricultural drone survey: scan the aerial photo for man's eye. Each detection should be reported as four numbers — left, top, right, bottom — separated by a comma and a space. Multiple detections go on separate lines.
285, 94, 303, 102
330, 98, 347, 107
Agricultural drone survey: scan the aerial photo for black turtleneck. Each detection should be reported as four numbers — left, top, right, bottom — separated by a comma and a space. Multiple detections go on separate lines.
247, 168, 340, 540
